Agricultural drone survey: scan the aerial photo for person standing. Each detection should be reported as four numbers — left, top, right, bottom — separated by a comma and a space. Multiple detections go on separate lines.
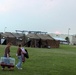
16, 44, 22, 70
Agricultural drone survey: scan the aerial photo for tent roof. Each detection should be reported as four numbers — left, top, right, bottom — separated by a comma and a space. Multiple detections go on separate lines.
53, 37, 66, 41
12, 33, 24, 38
1, 33, 7, 37
27, 34, 54, 40
37, 34, 54, 40
27, 33, 40, 39
1, 32, 15, 38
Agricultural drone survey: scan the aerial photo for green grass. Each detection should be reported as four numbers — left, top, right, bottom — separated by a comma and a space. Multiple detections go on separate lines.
0, 45, 76, 75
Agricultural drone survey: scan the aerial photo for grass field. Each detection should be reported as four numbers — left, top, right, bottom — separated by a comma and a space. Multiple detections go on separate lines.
0, 45, 76, 75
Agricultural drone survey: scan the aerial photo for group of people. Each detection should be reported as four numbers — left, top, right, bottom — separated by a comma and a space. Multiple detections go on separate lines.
1, 42, 27, 70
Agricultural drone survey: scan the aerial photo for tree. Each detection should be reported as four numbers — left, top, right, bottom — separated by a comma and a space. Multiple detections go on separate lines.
65, 37, 70, 44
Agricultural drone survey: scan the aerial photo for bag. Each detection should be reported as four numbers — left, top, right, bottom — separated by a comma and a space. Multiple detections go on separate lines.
24, 49, 29, 58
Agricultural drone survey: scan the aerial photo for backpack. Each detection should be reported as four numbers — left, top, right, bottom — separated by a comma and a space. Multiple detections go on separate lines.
24, 49, 29, 58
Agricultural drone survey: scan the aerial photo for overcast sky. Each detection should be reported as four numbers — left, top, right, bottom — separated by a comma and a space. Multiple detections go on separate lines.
0, 0, 76, 34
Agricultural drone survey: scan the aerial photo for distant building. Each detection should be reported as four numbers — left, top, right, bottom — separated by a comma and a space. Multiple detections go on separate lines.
49, 33, 76, 45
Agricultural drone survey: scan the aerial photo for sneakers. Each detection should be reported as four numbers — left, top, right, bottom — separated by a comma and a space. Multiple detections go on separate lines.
2, 68, 5, 70
16, 65, 19, 69
16, 65, 22, 70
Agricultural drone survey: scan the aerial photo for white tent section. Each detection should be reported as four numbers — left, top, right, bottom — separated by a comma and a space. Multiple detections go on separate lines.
53, 37, 66, 42
1, 39, 5, 44
53, 37, 68, 44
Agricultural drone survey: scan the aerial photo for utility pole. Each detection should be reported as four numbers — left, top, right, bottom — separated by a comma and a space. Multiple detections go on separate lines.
68, 28, 70, 44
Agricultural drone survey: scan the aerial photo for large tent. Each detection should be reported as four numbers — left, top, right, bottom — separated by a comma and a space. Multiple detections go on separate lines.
26, 33, 60, 48
0, 32, 27, 45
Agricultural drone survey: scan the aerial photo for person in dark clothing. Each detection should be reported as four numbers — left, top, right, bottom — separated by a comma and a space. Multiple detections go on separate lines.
28, 40, 31, 47
16, 44, 22, 70
38, 39, 42, 48
4, 44, 10, 57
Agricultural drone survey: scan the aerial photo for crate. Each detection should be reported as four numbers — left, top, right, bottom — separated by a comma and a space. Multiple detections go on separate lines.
0, 57, 15, 67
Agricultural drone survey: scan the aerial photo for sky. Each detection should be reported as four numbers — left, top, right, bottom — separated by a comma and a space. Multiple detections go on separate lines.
0, 0, 76, 34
